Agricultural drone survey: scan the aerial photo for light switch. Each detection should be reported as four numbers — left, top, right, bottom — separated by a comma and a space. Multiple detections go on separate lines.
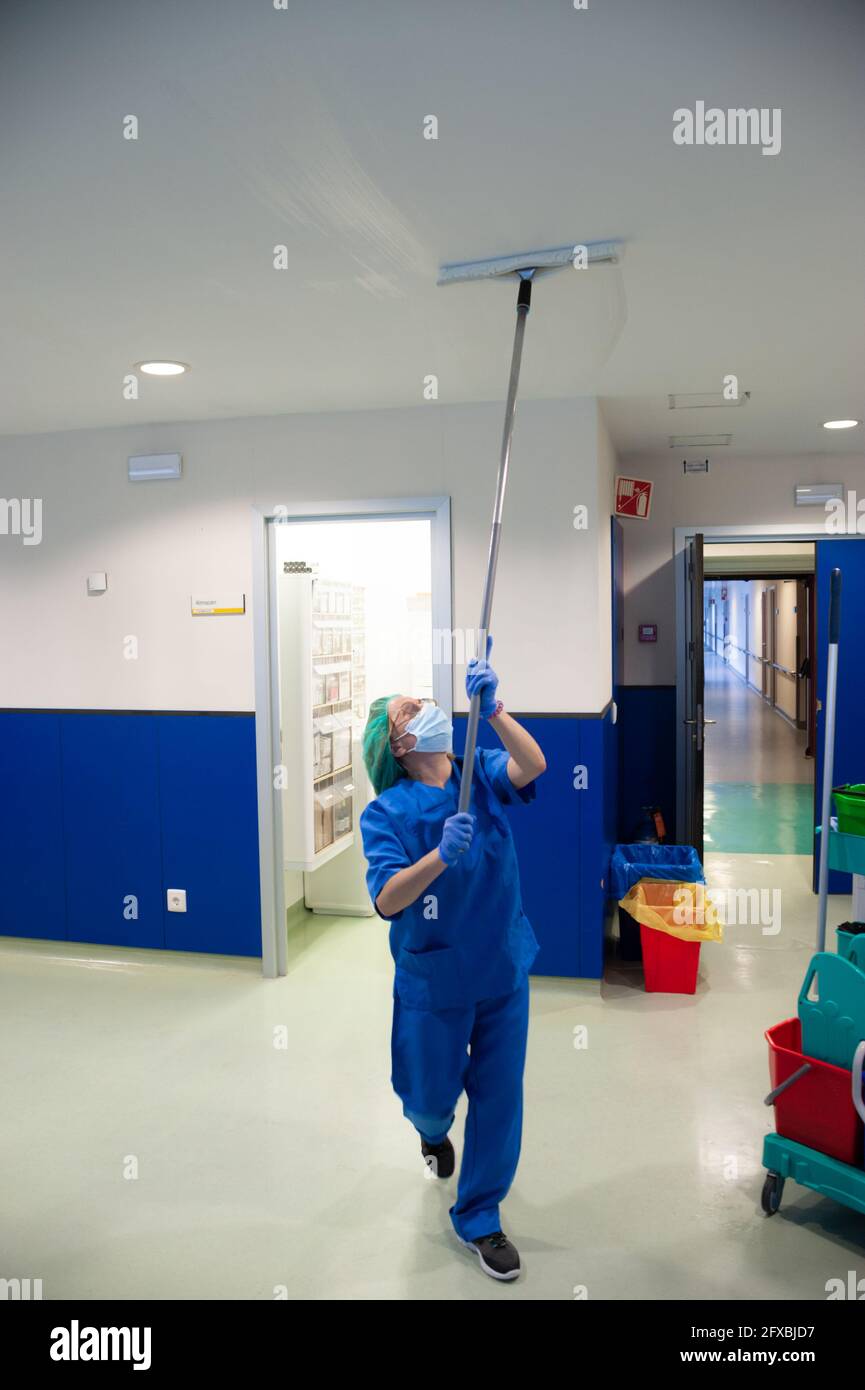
87, 572, 108, 595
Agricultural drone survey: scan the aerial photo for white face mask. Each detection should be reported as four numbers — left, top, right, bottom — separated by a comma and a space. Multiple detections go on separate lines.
402, 702, 453, 754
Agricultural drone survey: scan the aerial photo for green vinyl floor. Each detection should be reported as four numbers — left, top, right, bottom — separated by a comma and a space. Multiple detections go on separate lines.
704, 782, 814, 854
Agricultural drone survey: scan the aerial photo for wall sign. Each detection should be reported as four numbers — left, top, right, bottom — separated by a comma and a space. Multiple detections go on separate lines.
191, 594, 246, 616
638, 623, 658, 643
615, 476, 653, 519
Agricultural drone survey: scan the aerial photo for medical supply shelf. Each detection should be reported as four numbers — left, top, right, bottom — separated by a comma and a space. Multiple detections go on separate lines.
277, 567, 361, 871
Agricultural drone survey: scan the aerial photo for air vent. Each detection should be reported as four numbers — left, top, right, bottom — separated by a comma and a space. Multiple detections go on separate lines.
669, 434, 732, 448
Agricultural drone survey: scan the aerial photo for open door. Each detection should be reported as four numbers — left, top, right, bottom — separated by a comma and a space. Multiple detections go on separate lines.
813, 539, 865, 894
683, 533, 705, 857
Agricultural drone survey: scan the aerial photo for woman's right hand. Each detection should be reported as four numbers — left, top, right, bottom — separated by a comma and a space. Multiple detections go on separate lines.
438, 812, 475, 866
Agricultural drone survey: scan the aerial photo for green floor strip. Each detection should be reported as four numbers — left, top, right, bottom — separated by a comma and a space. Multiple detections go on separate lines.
704, 782, 813, 854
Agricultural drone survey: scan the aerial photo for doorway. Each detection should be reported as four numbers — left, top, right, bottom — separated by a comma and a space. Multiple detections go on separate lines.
251, 498, 452, 978
677, 527, 864, 890
702, 563, 815, 858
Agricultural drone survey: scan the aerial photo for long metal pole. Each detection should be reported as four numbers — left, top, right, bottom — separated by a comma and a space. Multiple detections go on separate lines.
817, 567, 841, 952
459, 273, 533, 813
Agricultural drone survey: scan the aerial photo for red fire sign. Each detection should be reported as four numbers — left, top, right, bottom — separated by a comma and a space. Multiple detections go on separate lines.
615, 476, 653, 519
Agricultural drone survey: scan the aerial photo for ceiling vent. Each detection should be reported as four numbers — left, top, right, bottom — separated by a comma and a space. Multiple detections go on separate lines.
669, 433, 732, 448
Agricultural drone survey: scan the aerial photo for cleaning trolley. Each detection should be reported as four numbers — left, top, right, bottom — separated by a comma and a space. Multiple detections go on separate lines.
761, 568, 865, 1216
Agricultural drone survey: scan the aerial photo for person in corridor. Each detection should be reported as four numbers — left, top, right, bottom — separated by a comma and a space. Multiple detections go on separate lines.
359, 639, 546, 1281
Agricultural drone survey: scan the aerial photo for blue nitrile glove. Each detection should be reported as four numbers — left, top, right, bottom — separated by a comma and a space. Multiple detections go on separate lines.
466, 635, 499, 718
438, 812, 475, 865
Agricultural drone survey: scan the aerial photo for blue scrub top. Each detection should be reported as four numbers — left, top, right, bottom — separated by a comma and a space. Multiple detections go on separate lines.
360, 748, 539, 1011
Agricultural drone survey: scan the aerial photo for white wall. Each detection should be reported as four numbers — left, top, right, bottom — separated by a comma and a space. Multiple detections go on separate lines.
0, 397, 614, 715
619, 451, 865, 685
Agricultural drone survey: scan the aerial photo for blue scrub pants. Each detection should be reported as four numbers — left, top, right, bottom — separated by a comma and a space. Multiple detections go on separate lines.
390, 975, 530, 1243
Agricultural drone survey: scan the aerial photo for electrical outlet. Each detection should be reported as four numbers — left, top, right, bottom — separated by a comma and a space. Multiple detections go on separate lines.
167, 889, 187, 913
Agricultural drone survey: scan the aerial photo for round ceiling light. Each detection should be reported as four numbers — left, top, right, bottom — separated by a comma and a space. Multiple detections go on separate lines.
136, 360, 190, 377
822, 419, 859, 429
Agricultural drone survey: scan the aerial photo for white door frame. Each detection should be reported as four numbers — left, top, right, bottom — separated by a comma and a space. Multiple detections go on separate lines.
251, 497, 452, 978
674, 522, 854, 844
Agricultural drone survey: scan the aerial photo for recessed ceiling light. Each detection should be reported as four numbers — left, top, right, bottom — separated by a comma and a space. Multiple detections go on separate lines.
136, 360, 190, 377
822, 419, 859, 430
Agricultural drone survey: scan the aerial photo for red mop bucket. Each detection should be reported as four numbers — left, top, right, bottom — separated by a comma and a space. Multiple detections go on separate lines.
640, 924, 701, 994
765, 1018, 862, 1165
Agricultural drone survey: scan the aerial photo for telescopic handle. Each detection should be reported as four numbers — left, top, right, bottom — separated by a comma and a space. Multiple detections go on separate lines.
458, 276, 532, 815
829, 567, 842, 644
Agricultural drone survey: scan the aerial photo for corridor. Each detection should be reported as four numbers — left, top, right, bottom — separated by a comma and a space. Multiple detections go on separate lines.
704, 651, 813, 854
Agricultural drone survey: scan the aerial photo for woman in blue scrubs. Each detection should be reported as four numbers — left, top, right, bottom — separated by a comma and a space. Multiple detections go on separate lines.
360, 641, 546, 1281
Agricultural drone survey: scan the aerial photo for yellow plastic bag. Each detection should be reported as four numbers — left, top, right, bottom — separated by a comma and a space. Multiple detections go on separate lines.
618, 880, 724, 943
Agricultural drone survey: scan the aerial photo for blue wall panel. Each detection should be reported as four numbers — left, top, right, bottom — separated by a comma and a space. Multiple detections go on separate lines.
61, 714, 164, 948
814, 540, 865, 895
0, 712, 67, 940
157, 716, 262, 957
616, 686, 677, 842
454, 711, 615, 981
0, 710, 262, 957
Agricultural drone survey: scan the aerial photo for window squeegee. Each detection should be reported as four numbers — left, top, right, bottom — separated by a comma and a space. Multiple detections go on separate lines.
438, 241, 623, 812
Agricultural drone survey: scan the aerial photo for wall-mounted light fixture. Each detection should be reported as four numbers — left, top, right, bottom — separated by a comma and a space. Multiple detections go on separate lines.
794, 483, 844, 507
128, 452, 182, 482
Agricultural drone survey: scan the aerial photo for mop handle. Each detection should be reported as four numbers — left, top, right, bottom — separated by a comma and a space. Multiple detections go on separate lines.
763, 1062, 812, 1106
817, 567, 842, 952
458, 275, 533, 814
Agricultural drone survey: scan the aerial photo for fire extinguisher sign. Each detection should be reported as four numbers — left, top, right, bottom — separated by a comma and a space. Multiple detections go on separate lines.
615, 476, 653, 519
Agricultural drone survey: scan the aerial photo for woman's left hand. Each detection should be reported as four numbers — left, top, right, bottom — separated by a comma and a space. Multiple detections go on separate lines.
466, 635, 499, 718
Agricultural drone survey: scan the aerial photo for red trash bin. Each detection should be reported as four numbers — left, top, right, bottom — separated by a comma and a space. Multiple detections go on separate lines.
640, 923, 701, 994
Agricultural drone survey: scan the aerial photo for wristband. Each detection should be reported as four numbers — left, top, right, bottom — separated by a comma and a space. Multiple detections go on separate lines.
487, 699, 504, 721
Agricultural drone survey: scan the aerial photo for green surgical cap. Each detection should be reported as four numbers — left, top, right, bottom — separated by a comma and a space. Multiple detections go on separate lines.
363, 694, 408, 795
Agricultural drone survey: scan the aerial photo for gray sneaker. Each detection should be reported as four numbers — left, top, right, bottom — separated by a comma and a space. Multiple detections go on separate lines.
459, 1231, 521, 1281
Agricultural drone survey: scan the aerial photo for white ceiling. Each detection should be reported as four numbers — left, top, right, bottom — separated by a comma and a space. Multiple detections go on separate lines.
1, 0, 863, 455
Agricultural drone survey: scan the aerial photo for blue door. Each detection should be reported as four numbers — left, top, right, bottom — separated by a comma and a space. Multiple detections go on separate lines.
814, 539, 865, 895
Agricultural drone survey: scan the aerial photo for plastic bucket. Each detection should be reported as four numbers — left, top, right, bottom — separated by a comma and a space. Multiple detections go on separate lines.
833, 785, 865, 838
765, 1018, 862, 1166
837, 922, 865, 964
639, 923, 701, 994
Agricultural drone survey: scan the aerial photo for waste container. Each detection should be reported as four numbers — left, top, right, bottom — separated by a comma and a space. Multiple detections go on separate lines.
618, 879, 722, 993
833, 785, 865, 838
609, 843, 704, 962
837, 921, 865, 967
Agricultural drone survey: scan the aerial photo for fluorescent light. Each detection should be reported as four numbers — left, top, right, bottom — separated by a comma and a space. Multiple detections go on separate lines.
136, 361, 189, 376
795, 483, 843, 507
822, 419, 859, 430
